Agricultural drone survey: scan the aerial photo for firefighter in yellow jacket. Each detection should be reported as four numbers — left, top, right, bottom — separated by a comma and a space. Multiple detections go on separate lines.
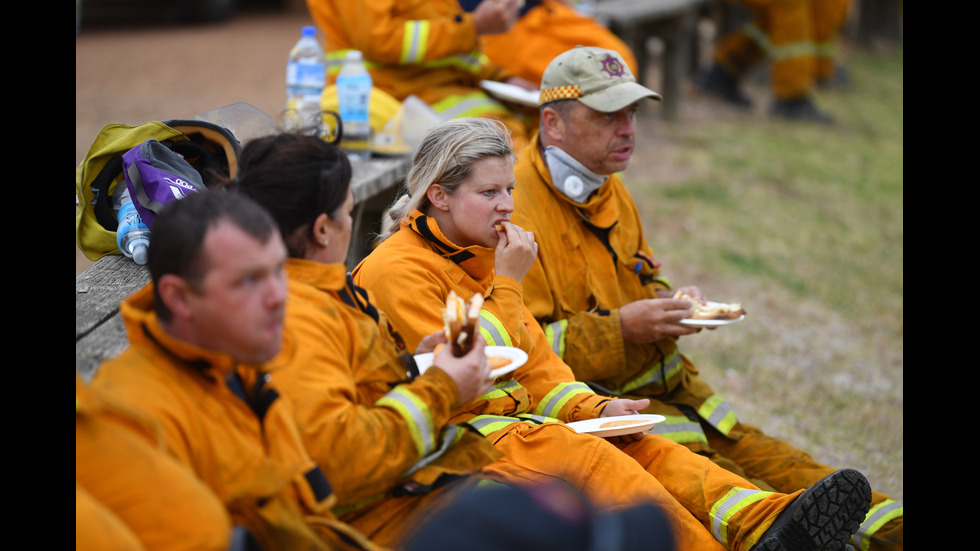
509, 45, 903, 551
230, 131, 828, 551
76, 374, 231, 551
91, 191, 380, 551
352, 117, 872, 551
306, 0, 538, 144
695, 0, 854, 122
476, 0, 640, 86
228, 133, 505, 547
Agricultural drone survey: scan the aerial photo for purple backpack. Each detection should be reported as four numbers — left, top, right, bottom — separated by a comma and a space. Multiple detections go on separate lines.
122, 139, 207, 228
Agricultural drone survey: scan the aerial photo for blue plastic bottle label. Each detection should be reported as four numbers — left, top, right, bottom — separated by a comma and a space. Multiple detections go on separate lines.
337, 74, 372, 123
287, 61, 326, 90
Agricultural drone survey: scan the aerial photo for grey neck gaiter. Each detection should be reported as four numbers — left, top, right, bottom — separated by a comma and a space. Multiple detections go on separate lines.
543, 145, 608, 204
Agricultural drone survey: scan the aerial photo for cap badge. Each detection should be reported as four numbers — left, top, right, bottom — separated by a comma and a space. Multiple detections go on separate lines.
599, 54, 625, 78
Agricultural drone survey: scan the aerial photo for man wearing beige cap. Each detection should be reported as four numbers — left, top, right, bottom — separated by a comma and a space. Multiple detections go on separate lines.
510, 45, 903, 551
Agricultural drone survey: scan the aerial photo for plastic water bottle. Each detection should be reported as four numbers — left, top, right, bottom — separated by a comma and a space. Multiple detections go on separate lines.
336, 50, 373, 160
285, 26, 326, 131
574, 0, 596, 16
113, 185, 150, 265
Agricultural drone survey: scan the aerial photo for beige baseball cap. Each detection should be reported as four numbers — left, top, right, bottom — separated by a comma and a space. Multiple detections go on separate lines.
539, 46, 662, 112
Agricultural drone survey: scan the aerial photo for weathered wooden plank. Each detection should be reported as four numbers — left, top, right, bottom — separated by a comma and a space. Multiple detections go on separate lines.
76, 254, 149, 339
350, 156, 412, 204
77, 315, 130, 382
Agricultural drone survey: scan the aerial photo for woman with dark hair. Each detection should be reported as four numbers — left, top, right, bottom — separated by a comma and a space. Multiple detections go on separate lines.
230, 131, 501, 549
231, 132, 354, 262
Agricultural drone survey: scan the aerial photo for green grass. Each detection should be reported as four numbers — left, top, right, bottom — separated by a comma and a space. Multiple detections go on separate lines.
624, 45, 903, 502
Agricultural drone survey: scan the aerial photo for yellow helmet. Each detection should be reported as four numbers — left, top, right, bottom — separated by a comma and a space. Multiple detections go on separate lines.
320, 85, 402, 134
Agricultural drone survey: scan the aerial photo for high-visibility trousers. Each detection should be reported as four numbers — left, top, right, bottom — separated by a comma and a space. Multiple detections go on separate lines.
713, 0, 853, 99
705, 422, 903, 551
480, 421, 806, 551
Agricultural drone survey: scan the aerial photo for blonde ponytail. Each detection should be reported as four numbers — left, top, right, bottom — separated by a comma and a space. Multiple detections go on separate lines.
376, 117, 515, 242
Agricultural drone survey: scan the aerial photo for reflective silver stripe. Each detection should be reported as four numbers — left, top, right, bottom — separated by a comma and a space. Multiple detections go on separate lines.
645, 415, 708, 445
466, 414, 561, 436
743, 22, 815, 61
329, 46, 481, 74
699, 393, 738, 436
376, 388, 433, 458
325, 50, 348, 75
477, 379, 525, 402
494, 379, 523, 393
478, 310, 511, 347
618, 349, 683, 394
401, 20, 427, 64
815, 38, 839, 58
710, 487, 773, 548
404, 424, 463, 475
467, 415, 523, 435
416, 52, 484, 72
851, 500, 903, 551
544, 321, 565, 358
536, 382, 592, 419
516, 413, 558, 424
432, 93, 504, 119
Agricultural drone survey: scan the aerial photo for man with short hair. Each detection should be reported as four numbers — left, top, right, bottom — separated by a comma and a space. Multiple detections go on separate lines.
92, 190, 378, 551
510, 45, 903, 551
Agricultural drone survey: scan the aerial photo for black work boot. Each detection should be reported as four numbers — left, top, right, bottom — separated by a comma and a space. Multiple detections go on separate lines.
770, 96, 834, 124
755, 468, 871, 551
694, 63, 753, 110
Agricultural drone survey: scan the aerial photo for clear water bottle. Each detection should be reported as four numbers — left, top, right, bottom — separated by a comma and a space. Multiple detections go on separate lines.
113, 184, 151, 265
336, 50, 373, 160
574, 0, 596, 16
285, 26, 326, 132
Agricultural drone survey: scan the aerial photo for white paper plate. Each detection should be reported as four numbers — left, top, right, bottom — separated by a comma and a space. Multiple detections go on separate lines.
680, 301, 746, 327
414, 346, 528, 380
480, 80, 540, 107
566, 414, 666, 438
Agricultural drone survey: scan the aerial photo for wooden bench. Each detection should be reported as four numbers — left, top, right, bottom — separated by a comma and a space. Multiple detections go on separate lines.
592, 0, 712, 121
76, 155, 412, 380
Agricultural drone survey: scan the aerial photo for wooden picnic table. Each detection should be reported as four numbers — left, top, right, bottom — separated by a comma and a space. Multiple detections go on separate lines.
76, 154, 412, 380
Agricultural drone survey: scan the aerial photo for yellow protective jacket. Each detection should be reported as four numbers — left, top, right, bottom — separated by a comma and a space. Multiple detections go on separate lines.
480, 0, 639, 86
306, 0, 533, 143
265, 258, 501, 546
92, 285, 379, 551
76, 373, 231, 551
76, 483, 145, 551
352, 210, 611, 429
511, 134, 741, 449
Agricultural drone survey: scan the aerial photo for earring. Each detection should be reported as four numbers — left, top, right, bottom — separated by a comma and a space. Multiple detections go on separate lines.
320, 238, 330, 247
